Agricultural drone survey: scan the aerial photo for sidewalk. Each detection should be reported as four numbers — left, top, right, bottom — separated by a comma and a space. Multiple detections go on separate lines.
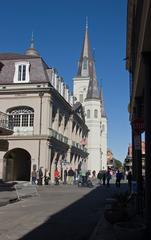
0, 180, 139, 240
0, 181, 18, 206
90, 216, 116, 240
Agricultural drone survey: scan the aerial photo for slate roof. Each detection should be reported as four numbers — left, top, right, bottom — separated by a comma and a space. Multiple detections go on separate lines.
0, 53, 50, 84
0, 53, 39, 60
100, 87, 107, 118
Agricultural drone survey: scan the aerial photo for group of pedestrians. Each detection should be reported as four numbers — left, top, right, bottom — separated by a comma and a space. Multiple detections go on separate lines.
97, 169, 112, 187
54, 167, 90, 186
54, 167, 78, 185
31, 166, 133, 191
31, 167, 50, 185
97, 168, 131, 188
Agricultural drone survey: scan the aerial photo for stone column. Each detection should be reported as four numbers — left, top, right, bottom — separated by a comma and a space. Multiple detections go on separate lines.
66, 148, 71, 166
142, 52, 151, 229
50, 152, 57, 183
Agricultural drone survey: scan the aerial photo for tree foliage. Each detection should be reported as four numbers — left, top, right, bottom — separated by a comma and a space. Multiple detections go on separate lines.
113, 158, 122, 169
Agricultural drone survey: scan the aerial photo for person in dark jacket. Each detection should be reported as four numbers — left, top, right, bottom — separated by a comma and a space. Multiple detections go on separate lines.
116, 170, 121, 187
64, 168, 68, 184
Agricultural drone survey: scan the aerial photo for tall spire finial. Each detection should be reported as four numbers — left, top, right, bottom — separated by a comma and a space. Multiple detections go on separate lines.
86, 16, 88, 30
30, 31, 34, 49
25, 32, 40, 57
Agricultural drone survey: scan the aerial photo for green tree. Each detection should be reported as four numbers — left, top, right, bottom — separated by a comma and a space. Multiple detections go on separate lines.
113, 158, 122, 169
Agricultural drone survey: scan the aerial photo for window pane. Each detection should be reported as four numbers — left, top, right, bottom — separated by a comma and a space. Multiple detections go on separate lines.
94, 110, 98, 118
8, 115, 13, 128
29, 114, 34, 126
22, 114, 28, 126
18, 65, 22, 81
22, 65, 26, 81
13, 115, 20, 126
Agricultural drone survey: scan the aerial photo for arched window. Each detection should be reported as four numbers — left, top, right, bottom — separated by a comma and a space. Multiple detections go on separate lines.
7, 106, 34, 134
87, 109, 90, 118
94, 109, 98, 118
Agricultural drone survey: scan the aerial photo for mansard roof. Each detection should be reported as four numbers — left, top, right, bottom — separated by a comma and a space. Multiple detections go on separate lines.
100, 87, 107, 118
0, 53, 49, 84
0, 53, 39, 60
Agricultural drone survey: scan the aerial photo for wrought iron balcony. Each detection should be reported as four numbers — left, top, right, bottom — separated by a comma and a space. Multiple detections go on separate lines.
0, 111, 13, 135
50, 129, 68, 144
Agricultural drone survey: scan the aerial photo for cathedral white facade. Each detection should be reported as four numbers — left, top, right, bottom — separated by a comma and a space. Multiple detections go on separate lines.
73, 24, 107, 173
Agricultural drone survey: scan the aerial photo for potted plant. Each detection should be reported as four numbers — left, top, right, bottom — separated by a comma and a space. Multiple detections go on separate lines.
104, 191, 135, 224
114, 221, 146, 240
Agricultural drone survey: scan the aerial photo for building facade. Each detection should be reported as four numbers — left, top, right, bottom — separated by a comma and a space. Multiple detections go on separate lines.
124, 142, 145, 175
73, 23, 107, 173
126, 0, 151, 227
0, 38, 88, 182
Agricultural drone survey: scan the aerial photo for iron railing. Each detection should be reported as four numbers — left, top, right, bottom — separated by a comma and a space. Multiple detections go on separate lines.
0, 111, 13, 131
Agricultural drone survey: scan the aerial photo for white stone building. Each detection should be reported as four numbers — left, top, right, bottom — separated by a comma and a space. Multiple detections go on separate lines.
73, 24, 107, 173
0, 36, 88, 182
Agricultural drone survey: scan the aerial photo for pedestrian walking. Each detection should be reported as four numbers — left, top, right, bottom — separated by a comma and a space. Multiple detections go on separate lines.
31, 169, 37, 185
97, 170, 103, 185
44, 169, 50, 185
63, 168, 68, 184
54, 168, 60, 185
106, 170, 111, 187
115, 170, 121, 187
92, 170, 96, 179
67, 167, 74, 184
38, 167, 43, 185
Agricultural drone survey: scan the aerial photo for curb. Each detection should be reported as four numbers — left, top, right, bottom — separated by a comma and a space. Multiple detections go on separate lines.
89, 215, 104, 240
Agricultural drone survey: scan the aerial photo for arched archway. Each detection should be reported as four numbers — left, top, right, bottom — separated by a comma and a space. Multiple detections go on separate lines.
3, 148, 31, 181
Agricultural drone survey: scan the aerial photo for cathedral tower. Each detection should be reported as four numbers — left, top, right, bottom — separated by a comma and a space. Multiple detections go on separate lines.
73, 21, 107, 173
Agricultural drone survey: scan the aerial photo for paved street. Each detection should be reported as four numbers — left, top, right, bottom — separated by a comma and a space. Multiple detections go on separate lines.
0, 182, 128, 240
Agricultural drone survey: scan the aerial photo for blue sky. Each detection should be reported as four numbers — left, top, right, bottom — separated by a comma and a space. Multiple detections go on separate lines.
0, 0, 130, 162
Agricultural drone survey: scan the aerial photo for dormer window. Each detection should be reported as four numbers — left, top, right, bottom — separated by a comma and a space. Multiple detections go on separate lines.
18, 65, 26, 81
13, 62, 30, 83
0, 62, 4, 72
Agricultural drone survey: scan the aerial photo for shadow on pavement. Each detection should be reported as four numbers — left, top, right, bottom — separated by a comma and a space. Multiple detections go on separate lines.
19, 183, 128, 240
0, 180, 17, 192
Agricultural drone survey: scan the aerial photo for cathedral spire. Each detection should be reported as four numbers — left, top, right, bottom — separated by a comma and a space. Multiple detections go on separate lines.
25, 32, 40, 57
77, 20, 99, 99
86, 16, 88, 30
77, 20, 93, 77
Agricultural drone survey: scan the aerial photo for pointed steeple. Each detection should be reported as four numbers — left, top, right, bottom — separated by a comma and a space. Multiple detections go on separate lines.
77, 19, 99, 99
25, 32, 40, 57
100, 87, 107, 117
77, 18, 93, 77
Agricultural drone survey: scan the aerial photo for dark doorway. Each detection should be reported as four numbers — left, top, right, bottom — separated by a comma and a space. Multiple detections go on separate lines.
3, 148, 31, 181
